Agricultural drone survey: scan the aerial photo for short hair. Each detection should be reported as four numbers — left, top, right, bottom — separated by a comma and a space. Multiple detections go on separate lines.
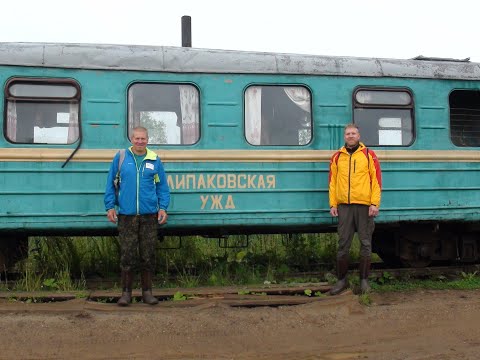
132, 126, 149, 137
344, 123, 359, 133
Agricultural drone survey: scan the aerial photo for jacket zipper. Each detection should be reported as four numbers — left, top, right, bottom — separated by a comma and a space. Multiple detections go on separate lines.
132, 156, 139, 215
348, 154, 352, 204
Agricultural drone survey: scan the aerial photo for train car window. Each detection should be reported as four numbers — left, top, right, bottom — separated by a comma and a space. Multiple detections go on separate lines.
9, 84, 77, 98
5, 79, 80, 144
245, 85, 312, 146
128, 83, 200, 145
449, 90, 480, 147
353, 88, 414, 146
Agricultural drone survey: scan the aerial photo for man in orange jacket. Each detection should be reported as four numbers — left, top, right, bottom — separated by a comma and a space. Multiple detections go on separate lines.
328, 123, 382, 294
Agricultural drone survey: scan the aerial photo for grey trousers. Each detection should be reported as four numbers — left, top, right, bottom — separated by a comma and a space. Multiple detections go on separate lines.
337, 204, 375, 259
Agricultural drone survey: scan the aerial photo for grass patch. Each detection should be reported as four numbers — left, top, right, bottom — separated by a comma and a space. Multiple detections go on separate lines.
8, 233, 380, 290
358, 293, 372, 306
172, 291, 187, 301
157, 233, 347, 287
9, 234, 480, 296
372, 273, 480, 292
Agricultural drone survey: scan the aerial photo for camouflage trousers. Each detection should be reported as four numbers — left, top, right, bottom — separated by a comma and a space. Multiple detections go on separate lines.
117, 214, 157, 272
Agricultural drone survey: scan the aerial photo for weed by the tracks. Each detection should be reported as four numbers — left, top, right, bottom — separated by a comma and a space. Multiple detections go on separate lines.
172, 291, 187, 301
358, 293, 372, 306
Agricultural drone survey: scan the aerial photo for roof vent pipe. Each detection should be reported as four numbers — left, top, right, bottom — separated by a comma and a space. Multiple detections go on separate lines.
181, 16, 192, 47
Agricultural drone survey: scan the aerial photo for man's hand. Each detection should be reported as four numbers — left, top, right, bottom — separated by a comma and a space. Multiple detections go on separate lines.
369, 205, 379, 217
158, 209, 168, 225
107, 209, 117, 224
330, 207, 338, 217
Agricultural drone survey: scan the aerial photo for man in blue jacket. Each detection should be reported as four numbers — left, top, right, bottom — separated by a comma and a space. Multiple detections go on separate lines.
104, 126, 170, 306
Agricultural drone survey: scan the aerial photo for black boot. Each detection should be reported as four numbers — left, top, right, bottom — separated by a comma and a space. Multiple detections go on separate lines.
359, 256, 371, 294
330, 257, 349, 295
141, 271, 159, 305
117, 270, 133, 306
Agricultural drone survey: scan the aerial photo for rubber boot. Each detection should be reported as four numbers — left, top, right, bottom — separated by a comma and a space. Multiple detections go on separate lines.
141, 271, 159, 305
117, 270, 133, 306
359, 256, 371, 294
330, 257, 349, 295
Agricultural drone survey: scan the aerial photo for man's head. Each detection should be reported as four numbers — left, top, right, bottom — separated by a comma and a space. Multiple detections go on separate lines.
131, 126, 149, 155
344, 123, 360, 148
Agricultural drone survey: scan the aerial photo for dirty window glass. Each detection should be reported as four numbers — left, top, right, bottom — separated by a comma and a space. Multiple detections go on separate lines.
353, 88, 414, 146
128, 83, 200, 145
245, 85, 312, 146
5, 80, 80, 144
450, 90, 480, 147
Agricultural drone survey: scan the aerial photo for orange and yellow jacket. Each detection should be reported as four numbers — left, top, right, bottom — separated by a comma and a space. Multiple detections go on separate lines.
328, 142, 382, 208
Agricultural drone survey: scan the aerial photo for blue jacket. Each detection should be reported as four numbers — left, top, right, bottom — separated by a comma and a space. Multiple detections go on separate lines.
104, 147, 170, 215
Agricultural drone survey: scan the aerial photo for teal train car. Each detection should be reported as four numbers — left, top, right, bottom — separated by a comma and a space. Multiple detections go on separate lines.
1, 43, 480, 268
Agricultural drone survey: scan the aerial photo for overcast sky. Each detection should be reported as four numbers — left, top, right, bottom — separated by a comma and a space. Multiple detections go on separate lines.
1, 0, 477, 61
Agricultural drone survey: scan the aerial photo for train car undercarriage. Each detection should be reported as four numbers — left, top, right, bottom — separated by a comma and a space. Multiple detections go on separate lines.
373, 222, 480, 268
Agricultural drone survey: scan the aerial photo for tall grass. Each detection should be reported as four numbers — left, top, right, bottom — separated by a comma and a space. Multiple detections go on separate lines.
156, 233, 343, 286
12, 233, 371, 290
29, 236, 120, 278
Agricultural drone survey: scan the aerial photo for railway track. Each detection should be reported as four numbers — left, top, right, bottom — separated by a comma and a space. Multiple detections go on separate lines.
0, 283, 333, 310
1, 264, 479, 309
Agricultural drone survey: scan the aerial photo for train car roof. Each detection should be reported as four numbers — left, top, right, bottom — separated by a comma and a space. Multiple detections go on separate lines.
0, 42, 479, 80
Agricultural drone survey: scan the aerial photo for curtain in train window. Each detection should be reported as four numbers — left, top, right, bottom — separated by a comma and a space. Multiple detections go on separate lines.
5, 81, 80, 144
353, 88, 414, 146
245, 85, 312, 146
128, 83, 200, 145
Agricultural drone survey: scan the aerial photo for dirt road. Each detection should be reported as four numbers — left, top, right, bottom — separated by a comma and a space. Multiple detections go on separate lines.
1, 289, 479, 359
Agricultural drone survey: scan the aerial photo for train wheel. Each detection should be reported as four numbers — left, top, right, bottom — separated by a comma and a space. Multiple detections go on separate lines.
400, 257, 431, 268
375, 252, 404, 268
372, 234, 405, 268
399, 239, 432, 268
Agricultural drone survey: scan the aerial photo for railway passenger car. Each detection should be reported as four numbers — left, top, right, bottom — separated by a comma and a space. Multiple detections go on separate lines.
1, 42, 480, 268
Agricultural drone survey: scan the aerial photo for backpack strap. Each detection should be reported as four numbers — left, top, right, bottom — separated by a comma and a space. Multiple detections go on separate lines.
118, 149, 126, 173
361, 147, 370, 169
333, 151, 341, 165
114, 149, 126, 194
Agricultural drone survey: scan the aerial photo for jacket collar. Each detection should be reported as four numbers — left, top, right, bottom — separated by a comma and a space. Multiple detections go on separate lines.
340, 142, 366, 154
128, 146, 158, 160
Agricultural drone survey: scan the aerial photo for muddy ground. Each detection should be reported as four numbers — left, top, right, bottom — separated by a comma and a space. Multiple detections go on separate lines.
1, 289, 479, 359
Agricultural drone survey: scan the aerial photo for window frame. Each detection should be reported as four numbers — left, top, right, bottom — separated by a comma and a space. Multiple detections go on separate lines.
4, 77, 81, 145
126, 82, 201, 146
243, 84, 313, 147
448, 89, 480, 147
352, 86, 415, 147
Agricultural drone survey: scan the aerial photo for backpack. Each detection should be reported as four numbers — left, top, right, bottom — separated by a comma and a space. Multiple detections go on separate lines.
113, 149, 126, 200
